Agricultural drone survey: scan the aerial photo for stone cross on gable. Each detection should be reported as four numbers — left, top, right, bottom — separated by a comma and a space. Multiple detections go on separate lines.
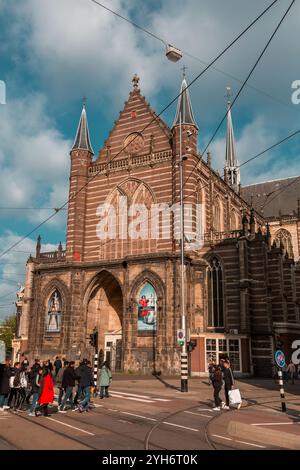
132, 73, 140, 90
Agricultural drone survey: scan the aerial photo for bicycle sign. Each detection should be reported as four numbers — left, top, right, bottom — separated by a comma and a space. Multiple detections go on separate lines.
275, 350, 285, 368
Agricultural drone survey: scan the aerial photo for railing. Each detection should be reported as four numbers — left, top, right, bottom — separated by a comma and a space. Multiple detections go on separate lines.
204, 230, 242, 243
88, 149, 173, 176
38, 250, 66, 262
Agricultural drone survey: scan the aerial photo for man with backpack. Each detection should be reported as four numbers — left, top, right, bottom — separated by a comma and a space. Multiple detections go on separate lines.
59, 361, 80, 412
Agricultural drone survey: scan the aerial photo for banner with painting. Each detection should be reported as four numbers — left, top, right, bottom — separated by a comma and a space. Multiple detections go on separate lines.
137, 282, 157, 332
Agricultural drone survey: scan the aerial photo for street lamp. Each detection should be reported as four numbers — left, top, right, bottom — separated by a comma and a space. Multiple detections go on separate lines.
179, 112, 188, 392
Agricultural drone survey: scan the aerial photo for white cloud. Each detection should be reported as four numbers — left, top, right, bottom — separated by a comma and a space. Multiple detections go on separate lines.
0, 93, 70, 227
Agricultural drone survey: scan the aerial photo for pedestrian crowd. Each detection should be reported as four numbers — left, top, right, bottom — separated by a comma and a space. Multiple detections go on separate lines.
0, 355, 112, 417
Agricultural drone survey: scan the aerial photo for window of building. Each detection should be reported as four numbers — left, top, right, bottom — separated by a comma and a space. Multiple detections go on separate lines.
274, 228, 294, 258
205, 338, 241, 372
46, 290, 62, 332
207, 257, 224, 328
213, 200, 221, 232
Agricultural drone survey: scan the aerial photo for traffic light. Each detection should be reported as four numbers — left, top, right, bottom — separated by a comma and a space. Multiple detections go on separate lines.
89, 329, 98, 348
187, 339, 197, 352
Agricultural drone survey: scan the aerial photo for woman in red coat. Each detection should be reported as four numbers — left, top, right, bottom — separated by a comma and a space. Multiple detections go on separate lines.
35, 368, 54, 417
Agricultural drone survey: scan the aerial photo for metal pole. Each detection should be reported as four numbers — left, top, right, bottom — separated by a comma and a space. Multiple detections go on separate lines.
179, 112, 188, 392
93, 350, 98, 388
277, 369, 286, 412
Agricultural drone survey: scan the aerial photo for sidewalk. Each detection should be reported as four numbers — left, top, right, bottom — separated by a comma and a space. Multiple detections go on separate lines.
208, 400, 300, 450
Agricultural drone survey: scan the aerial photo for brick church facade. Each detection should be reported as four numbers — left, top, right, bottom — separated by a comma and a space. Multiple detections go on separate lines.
15, 75, 300, 377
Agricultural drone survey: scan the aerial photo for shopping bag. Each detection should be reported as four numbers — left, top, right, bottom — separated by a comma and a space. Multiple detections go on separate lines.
228, 388, 242, 405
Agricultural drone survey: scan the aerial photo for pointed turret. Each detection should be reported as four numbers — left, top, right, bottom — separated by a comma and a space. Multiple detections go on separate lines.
172, 73, 198, 129
71, 104, 94, 155
224, 87, 240, 192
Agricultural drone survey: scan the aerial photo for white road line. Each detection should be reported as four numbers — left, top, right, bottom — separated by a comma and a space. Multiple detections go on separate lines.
46, 417, 95, 436
235, 440, 266, 448
211, 434, 232, 441
251, 422, 299, 426
162, 422, 199, 432
121, 411, 157, 422
197, 408, 213, 412
152, 398, 171, 402
111, 391, 152, 399
184, 411, 212, 418
110, 394, 155, 403
111, 391, 171, 402
92, 403, 103, 408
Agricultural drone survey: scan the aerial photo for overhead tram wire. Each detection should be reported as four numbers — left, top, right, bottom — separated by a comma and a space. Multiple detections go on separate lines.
180, 0, 296, 199
0, 0, 280, 260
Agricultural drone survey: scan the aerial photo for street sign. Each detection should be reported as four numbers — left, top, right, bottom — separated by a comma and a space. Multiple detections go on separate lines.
0, 340, 5, 364
177, 329, 185, 346
275, 350, 286, 368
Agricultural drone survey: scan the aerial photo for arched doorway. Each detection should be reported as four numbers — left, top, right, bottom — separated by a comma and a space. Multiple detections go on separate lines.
86, 271, 123, 371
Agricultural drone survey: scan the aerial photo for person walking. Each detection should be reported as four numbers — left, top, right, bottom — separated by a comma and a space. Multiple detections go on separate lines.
10, 364, 28, 412
222, 360, 235, 410
99, 361, 112, 399
35, 368, 54, 417
54, 356, 62, 377
0, 358, 12, 411
211, 365, 223, 411
287, 360, 296, 384
59, 361, 80, 412
7, 362, 20, 409
56, 361, 68, 407
77, 359, 93, 412
28, 366, 43, 416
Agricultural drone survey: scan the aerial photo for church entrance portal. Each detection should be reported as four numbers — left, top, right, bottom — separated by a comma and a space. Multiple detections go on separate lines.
86, 272, 123, 371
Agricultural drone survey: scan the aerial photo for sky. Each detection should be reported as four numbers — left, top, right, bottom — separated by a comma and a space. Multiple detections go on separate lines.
0, 0, 300, 319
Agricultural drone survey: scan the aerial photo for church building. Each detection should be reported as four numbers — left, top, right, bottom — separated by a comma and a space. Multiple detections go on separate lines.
15, 74, 300, 377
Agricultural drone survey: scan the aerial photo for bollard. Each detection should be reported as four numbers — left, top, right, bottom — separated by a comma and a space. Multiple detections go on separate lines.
277, 369, 287, 412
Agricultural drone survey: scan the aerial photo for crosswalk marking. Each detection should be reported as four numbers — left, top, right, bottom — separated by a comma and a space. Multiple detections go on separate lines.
110, 390, 171, 402
110, 393, 155, 403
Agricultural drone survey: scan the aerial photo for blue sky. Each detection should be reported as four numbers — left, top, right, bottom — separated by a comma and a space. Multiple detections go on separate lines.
0, 0, 300, 319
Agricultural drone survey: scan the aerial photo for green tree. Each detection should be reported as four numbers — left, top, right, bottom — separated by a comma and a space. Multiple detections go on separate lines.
0, 314, 16, 354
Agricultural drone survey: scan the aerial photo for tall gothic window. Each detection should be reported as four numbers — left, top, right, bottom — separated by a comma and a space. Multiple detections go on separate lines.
213, 199, 221, 232
207, 257, 224, 328
46, 290, 62, 332
275, 229, 293, 258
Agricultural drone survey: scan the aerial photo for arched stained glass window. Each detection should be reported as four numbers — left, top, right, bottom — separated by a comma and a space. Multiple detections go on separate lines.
207, 258, 224, 328
275, 229, 293, 258
46, 290, 62, 332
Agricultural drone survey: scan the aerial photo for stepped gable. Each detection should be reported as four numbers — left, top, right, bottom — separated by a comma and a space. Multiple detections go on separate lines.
96, 75, 171, 162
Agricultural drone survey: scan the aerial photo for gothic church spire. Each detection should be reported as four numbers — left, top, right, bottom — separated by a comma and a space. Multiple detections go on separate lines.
224, 87, 240, 192
172, 72, 198, 129
71, 103, 94, 155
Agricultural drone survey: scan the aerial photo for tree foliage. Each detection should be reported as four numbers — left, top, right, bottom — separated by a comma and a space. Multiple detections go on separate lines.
0, 314, 16, 354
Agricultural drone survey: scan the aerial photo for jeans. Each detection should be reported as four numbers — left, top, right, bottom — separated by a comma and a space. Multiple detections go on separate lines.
0, 394, 8, 408
57, 387, 64, 406
79, 386, 91, 409
224, 386, 230, 406
213, 383, 222, 407
60, 386, 74, 409
100, 386, 109, 398
30, 392, 39, 413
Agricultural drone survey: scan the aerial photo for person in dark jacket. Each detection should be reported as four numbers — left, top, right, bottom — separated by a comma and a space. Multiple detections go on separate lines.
28, 366, 43, 416
212, 365, 223, 411
26, 359, 41, 404
54, 356, 62, 377
77, 360, 93, 412
222, 360, 235, 409
0, 358, 12, 411
56, 361, 68, 407
59, 361, 80, 412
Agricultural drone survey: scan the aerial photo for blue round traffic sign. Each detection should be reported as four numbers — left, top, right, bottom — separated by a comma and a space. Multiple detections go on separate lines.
275, 350, 285, 368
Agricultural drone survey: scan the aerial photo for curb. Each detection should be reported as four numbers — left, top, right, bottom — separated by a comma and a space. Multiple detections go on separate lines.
228, 420, 300, 450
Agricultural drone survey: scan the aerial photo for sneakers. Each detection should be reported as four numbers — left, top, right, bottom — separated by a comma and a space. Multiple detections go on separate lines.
28, 412, 35, 417
212, 407, 221, 411
237, 403, 241, 409
72, 407, 79, 412
58, 407, 66, 413
223, 405, 230, 410
3, 406, 10, 410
